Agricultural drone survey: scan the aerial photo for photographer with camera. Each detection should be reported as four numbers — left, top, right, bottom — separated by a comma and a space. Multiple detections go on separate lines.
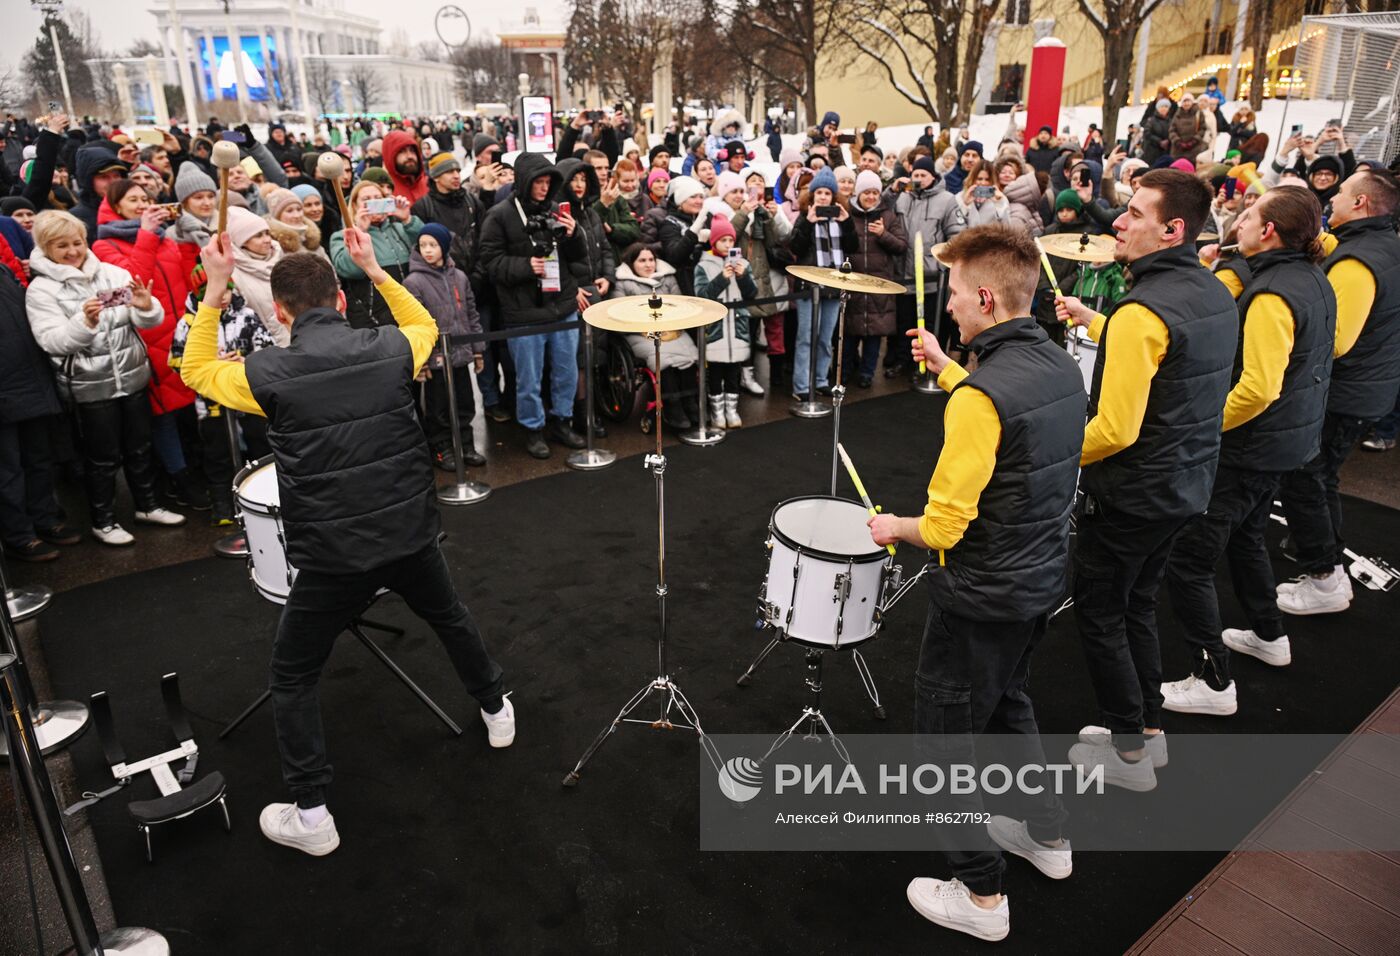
479, 154, 590, 459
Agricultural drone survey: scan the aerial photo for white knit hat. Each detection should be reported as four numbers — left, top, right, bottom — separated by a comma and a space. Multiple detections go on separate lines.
669, 176, 706, 205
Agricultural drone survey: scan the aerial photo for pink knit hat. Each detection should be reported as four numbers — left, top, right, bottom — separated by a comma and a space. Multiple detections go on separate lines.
646, 168, 671, 192
715, 170, 746, 199
225, 206, 270, 249
1170, 158, 1196, 173
708, 213, 737, 248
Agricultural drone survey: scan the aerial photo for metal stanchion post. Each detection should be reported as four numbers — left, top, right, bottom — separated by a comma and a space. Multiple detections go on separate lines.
436, 331, 492, 505
680, 307, 726, 446
1, 654, 169, 954
792, 285, 832, 418
912, 271, 944, 395
212, 410, 249, 558
2, 548, 51, 625
0, 557, 87, 759
568, 323, 618, 469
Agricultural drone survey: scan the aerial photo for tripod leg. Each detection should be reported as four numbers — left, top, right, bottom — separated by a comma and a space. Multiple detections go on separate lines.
355, 616, 405, 637
218, 689, 271, 740
851, 648, 886, 720
562, 680, 657, 786
736, 635, 782, 686
349, 624, 464, 736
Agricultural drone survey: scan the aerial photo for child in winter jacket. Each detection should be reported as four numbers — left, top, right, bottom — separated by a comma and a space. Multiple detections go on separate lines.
693, 215, 758, 428
402, 223, 486, 470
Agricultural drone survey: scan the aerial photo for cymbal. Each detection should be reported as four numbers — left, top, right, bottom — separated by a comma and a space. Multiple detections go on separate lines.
1196, 232, 1220, 242
931, 242, 952, 266
1038, 232, 1117, 263
582, 294, 727, 333
785, 264, 905, 295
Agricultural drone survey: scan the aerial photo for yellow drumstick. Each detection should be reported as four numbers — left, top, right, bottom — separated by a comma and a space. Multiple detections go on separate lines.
837, 443, 897, 556
1033, 236, 1062, 299
914, 232, 926, 374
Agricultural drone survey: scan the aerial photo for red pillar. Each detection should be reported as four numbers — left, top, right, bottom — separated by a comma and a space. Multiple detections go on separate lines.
1025, 37, 1067, 146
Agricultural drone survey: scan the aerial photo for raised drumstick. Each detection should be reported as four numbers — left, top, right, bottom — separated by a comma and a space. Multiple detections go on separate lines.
315, 151, 353, 230
210, 140, 242, 237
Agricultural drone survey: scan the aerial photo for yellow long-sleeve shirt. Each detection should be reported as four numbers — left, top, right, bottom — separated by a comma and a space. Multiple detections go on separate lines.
916, 362, 1002, 552
179, 278, 438, 416
1328, 258, 1377, 358
1221, 292, 1294, 430
1079, 306, 1170, 466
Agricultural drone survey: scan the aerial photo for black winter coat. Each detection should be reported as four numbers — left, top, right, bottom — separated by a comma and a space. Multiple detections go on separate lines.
0, 263, 62, 424
554, 158, 617, 303
411, 186, 486, 281
787, 210, 858, 299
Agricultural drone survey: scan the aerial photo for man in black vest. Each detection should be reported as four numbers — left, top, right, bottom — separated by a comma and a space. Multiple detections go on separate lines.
869, 225, 1085, 944
1160, 187, 1335, 716
1277, 169, 1400, 615
180, 231, 510, 858
1055, 170, 1238, 792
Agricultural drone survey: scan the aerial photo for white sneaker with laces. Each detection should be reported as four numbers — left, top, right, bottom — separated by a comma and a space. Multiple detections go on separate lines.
1077, 725, 1168, 768
906, 877, 1009, 942
1222, 628, 1291, 667
986, 816, 1072, 879
259, 802, 340, 856
1278, 564, 1352, 599
482, 695, 514, 748
134, 507, 186, 527
739, 366, 765, 396
1277, 567, 1351, 614
1067, 740, 1157, 792
91, 523, 135, 546
1161, 675, 1237, 715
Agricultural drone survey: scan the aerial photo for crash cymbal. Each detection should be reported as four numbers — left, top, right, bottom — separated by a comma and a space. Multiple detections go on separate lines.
582, 294, 727, 333
786, 264, 905, 295
1038, 232, 1117, 263
1196, 232, 1220, 242
931, 242, 952, 266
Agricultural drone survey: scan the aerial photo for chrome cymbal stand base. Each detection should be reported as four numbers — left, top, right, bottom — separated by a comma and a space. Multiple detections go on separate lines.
569, 324, 618, 469
0, 556, 87, 759
436, 331, 494, 502
681, 314, 726, 446
792, 285, 832, 418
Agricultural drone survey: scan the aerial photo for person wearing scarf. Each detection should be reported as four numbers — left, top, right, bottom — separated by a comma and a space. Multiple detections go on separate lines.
224, 206, 289, 347
265, 188, 326, 260
169, 162, 217, 280
786, 166, 856, 400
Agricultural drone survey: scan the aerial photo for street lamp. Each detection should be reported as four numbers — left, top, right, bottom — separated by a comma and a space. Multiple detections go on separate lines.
30, 0, 74, 117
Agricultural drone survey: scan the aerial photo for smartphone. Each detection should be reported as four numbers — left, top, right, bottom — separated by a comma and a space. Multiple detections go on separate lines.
747, 186, 762, 201
1076, 169, 1091, 187
1223, 178, 1237, 200
557, 201, 571, 218
588, 110, 603, 121
973, 185, 995, 199
156, 202, 182, 217
47, 100, 62, 114
815, 204, 840, 218
1116, 138, 1129, 150
221, 130, 246, 144
133, 127, 165, 146
96, 287, 133, 309
727, 248, 742, 260
836, 133, 857, 144
363, 197, 397, 215
1291, 123, 1304, 135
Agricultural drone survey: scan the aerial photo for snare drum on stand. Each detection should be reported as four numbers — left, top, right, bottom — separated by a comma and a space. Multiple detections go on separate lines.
233, 456, 296, 605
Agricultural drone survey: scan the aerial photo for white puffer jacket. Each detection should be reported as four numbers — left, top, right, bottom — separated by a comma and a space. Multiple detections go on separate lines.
26, 249, 164, 403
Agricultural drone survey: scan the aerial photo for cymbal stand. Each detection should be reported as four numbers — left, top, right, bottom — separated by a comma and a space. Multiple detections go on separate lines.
436, 332, 494, 501
829, 286, 850, 494
912, 270, 944, 395
213, 410, 250, 558
680, 308, 725, 446
0, 557, 88, 759
568, 322, 618, 470
792, 284, 832, 419
564, 302, 724, 786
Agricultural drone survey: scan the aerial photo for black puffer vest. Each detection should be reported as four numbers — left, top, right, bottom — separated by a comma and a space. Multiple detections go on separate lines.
1324, 216, 1400, 419
1220, 247, 1335, 471
1082, 245, 1238, 519
930, 318, 1086, 621
244, 308, 438, 574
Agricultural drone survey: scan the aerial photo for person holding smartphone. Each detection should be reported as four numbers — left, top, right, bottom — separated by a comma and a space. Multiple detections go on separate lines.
956, 161, 1011, 228
786, 167, 856, 401
329, 181, 423, 329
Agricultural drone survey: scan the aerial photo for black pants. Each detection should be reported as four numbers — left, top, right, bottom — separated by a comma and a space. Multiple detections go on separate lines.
0, 416, 62, 549
841, 333, 882, 382
1279, 412, 1373, 575
1165, 466, 1284, 689
1074, 502, 1188, 752
708, 361, 742, 395
200, 411, 270, 509
914, 591, 1066, 897
270, 543, 505, 809
75, 392, 159, 527
420, 363, 477, 453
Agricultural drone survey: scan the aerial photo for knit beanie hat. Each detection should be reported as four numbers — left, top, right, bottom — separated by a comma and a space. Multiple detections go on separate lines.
854, 170, 883, 195
708, 214, 737, 248
835, 165, 856, 183
1055, 188, 1083, 213
912, 156, 937, 175
779, 146, 803, 169
1170, 158, 1196, 173
1224, 149, 1241, 161
19, 160, 34, 184
266, 188, 300, 220
962, 140, 985, 157
669, 176, 707, 206
647, 168, 671, 192
175, 161, 217, 202
0, 197, 36, 216
134, 162, 163, 181
239, 156, 263, 179
226, 206, 270, 248
1156, 97, 1173, 109
428, 152, 462, 179
820, 111, 840, 129
809, 166, 839, 195
419, 222, 452, 259
649, 143, 671, 164
361, 167, 392, 187
291, 184, 321, 203
715, 170, 745, 199
471, 133, 498, 157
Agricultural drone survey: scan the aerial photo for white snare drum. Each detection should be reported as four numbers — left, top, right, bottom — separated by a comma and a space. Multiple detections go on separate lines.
234, 456, 297, 605
1069, 330, 1098, 394
758, 496, 893, 649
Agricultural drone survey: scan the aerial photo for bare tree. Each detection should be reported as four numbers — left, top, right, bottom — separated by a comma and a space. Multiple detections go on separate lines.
1245, 0, 1276, 110
126, 39, 163, 58
0, 68, 24, 113
347, 63, 385, 112
563, 0, 666, 127
450, 39, 519, 106
1078, 0, 1170, 141
305, 58, 337, 120
720, 0, 846, 124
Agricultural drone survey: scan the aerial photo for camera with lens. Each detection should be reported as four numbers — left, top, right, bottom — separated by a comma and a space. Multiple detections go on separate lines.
524, 213, 567, 256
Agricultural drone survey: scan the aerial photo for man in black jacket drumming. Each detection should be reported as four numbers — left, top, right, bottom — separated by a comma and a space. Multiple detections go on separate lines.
478, 152, 589, 459
180, 231, 511, 857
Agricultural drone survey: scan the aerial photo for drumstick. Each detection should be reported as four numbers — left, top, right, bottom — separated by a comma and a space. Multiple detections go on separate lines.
1034, 236, 1073, 327
914, 232, 926, 375
837, 443, 897, 556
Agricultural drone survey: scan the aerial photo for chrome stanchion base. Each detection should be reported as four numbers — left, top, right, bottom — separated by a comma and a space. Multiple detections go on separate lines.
568, 447, 617, 470
911, 372, 939, 395
212, 531, 249, 559
437, 480, 492, 505
99, 926, 171, 955
679, 424, 726, 446
5, 585, 52, 624
0, 699, 89, 758
791, 398, 832, 419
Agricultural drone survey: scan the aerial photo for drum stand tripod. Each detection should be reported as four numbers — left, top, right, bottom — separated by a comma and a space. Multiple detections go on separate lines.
564, 321, 724, 786
755, 648, 853, 767
213, 410, 251, 559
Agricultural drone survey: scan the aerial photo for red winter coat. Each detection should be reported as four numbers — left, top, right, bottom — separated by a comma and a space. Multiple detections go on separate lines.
382, 130, 429, 205
91, 201, 196, 414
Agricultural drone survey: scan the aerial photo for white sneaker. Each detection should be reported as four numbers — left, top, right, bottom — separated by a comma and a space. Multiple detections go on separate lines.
1161, 675, 1238, 715
986, 816, 1072, 879
1067, 741, 1157, 792
1278, 564, 1352, 601
91, 523, 135, 546
906, 877, 1009, 942
482, 695, 514, 748
258, 802, 340, 856
1077, 725, 1168, 768
133, 507, 186, 527
739, 366, 765, 396
1222, 628, 1291, 667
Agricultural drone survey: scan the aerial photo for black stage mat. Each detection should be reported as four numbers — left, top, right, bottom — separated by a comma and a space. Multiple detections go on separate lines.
38, 391, 1400, 954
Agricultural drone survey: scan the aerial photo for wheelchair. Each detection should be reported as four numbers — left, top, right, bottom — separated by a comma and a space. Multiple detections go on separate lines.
594, 334, 662, 433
